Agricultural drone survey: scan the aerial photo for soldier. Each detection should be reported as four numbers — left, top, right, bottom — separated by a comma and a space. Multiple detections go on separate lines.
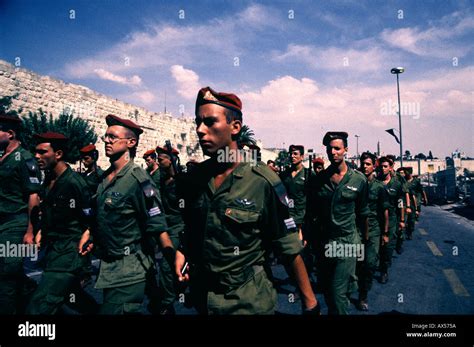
377, 156, 405, 284
85, 114, 174, 314
266, 160, 280, 174
413, 174, 428, 221
312, 157, 325, 175
175, 86, 319, 314
306, 132, 369, 315
280, 144, 310, 245
402, 167, 421, 240
0, 113, 41, 314
355, 152, 389, 311
26, 132, 97, 314
143, 149, 160, 187
79, 144, 104, 194
150, 145, 186, 315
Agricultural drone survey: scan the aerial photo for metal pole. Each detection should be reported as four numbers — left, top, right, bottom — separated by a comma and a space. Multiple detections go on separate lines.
396, 73, 403, 167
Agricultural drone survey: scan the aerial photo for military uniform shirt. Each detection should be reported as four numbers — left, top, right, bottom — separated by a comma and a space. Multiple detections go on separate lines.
94, 161, 168, 288
159, 176, 184, 233
40, 166, 91, 272
178, 160, 301, 288
0, 146, 41, 232
307, 167, 370, 244
366, 178, 390, 236
407, 177, 423, 209
81, 167, 104, 195
384, 176, 405, 219
280, 167, 309, 224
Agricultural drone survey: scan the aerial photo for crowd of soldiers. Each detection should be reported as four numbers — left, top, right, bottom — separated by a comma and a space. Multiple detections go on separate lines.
0, 86, 427, 315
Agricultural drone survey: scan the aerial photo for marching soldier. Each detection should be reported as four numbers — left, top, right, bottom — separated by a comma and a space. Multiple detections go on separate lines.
143, 149, 160, 187
401, 167, 421, 240
355, 152, 389, 311
152, 145, 185, 314
377, 156, 405, 284
306, 132, 369, 315
266, 160, 280, 174
0, 113, 41, 314
84, 114, 174, 314
79, 144, 104, 194
280, 145, 310, 245
312, 157, 325, 175
175, 86, 319, 314
26, 132, 97, 314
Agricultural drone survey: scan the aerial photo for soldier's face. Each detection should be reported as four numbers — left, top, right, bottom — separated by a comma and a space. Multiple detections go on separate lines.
380, 162, 391, 176
195, 104, 241, 156
35, 143, 58, 170
157, 153, 171, 170
144, 156, 156, 169
399, 170, 406, 177
326, 139, 347, 164
0, 129, 11, 150
103, 126, 135, 158
362, 158, 375, 176
81, 155, 94, 169
314, 164, 324, 174
290, 150, 303, 165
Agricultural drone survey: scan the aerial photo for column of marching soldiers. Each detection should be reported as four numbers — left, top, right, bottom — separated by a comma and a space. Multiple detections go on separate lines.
0, 86, 427, 315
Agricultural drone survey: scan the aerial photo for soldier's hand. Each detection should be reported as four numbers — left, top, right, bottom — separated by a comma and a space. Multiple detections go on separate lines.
298, 228, 307, 248
399, 222, 405, 230
23, 230, 34, 245
416, 211, 420, 218
34, 230, 42, 249
78, 230, 94, 256
381, 234, 389, 245
406, 207, 412, 214
175, 250, 189, 282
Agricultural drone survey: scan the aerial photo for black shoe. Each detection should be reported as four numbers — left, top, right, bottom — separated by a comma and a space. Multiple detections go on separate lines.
379, 273, 388, 284
396, 247, 403, 255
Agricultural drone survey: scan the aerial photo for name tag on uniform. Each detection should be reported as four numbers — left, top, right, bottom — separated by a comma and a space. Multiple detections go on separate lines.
29, 177, 39, 184
148, 206, 161, 217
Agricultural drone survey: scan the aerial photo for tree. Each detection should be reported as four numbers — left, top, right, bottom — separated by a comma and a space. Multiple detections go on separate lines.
19, 109, 98, 164
0, 94, 22, 116
237, 125, 257, 147
428, 150, 434, 160
404, 150, 411, 159
414, 153, 426, 160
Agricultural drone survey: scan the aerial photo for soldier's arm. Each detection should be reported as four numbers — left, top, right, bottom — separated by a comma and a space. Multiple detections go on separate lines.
21, 158, 42, 244
264, 181, 318, 313
356, 178, 370, 240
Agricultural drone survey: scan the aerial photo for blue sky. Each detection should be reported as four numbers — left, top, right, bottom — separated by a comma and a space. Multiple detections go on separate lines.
1, 0, 473, 157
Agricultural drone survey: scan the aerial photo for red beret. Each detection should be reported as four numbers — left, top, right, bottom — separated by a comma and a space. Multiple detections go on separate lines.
143, 149, 156, 158
0, 113, 22, 125
195, 87, 242, 115
312, 157, 325, 165
33, 132, 68, 143
156, 145, 179, 155
79, 144, 96, 154
106, 114, 143, 136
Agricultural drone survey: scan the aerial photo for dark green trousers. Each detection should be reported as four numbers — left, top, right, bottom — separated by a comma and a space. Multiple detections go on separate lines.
157, 230, 181, 307
357, 234, 380, 299
380, 215, 398, 273
99, 281, 146, 314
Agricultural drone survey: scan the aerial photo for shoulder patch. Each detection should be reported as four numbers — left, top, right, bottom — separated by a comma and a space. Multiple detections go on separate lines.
252, 164, 290, 207
25, 158, 39, 173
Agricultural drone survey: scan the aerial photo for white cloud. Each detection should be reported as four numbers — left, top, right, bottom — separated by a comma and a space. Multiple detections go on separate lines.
131, 90, 155, 104
272, 44, 389, 72
380, 11, 474, 58
93, 68, 142, 86
170, 65, 200, 100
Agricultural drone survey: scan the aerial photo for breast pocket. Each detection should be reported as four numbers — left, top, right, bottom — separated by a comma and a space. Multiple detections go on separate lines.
221, 207, 261, 245
103, 195, 132, 226
337, 189, 357, 215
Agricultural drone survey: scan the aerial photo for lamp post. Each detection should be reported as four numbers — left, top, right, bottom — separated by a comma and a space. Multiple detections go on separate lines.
391, 67, 404, 167
354, 134, 360, 167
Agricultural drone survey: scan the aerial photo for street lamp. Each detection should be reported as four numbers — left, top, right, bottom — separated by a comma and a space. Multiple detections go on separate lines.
391, 66, 404, 167
354, 134, 360, 166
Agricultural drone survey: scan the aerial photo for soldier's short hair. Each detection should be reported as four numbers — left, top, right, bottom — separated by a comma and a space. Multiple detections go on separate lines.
360, 152, 376, 165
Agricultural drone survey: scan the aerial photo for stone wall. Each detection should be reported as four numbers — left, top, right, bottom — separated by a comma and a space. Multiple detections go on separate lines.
0, 60, 203, 169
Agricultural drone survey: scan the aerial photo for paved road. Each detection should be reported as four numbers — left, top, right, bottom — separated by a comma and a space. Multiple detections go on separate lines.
26, 205, 474, 315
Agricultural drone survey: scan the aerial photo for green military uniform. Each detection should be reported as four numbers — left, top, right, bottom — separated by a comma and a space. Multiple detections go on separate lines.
93, 161, 168, 314
149, 168, 161, 187
406, 177, 422, 237
177, 160, 302, 315
0, 146, 41, 314
393, 172, 409, 251
156, 174, 184, 310
379, 175, 404, 275
26, 166, 95, 314
307, 167, 369, 315
81, 167, 104, 194
356, 177, 389, 301
280, 167, 310, 225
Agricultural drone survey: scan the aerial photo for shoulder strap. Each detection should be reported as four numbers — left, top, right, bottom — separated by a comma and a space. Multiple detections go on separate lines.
252, 163, 290, 207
